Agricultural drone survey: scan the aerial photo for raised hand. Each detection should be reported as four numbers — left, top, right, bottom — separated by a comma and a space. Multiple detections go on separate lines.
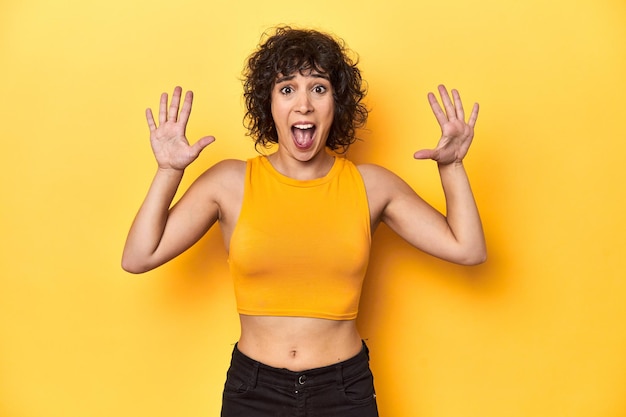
146, 86, 215, 171
414, 85, 479, 165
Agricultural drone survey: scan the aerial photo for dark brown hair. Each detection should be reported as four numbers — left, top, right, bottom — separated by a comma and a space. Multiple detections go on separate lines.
243, 26, 368, 153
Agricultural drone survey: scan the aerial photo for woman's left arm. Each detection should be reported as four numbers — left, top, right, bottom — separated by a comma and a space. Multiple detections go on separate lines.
364, 85, 486, 265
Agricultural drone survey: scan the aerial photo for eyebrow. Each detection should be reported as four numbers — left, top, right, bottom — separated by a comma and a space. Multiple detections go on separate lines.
275, 72, 330, 84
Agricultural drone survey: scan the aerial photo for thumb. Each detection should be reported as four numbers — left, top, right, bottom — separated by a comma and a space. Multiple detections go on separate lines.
190, 135, 216, 157
413, 148, 436, 160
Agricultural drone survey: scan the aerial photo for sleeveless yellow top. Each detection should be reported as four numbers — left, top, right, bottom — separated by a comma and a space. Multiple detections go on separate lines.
228, 155, 371, 320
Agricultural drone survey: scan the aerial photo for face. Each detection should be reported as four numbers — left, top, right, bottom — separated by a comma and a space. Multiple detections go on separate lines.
270, 70, 335, 163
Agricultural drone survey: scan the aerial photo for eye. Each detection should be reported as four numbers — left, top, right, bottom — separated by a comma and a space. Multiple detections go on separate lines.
280, 86, 293, 95
312, 85, 327, 94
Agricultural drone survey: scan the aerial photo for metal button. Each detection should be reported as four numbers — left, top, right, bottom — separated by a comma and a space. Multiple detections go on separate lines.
298, 375, 306, 385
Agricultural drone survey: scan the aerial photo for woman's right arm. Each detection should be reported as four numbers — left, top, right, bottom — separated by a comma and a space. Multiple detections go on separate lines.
121, 87, 216, 273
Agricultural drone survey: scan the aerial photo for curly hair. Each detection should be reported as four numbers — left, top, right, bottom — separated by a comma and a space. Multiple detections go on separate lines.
243, 26, 368, 153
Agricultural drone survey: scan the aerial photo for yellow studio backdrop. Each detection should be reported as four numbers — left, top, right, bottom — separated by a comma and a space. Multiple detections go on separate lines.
1, 0, 625, 416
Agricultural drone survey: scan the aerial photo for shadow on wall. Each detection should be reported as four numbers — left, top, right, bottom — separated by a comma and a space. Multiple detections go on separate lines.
152, 225, 234, 315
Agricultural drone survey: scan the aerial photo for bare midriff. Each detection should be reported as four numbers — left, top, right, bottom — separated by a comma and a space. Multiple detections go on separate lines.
237, 315, 363, 372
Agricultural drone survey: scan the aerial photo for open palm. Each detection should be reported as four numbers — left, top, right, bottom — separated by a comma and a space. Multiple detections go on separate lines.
146, 86, 214, 171
414, 85, 479, 165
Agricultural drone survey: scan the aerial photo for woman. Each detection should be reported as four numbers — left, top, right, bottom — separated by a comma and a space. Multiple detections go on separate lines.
122, 27, 486, 417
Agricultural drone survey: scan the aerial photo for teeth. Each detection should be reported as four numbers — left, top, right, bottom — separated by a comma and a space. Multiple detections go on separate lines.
294, 124, 314, 129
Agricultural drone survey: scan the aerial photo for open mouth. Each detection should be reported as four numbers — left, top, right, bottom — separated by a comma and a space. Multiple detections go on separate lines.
291, 123, 316, 149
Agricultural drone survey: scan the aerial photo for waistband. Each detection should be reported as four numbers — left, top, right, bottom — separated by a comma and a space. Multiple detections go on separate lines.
229, 341, 371, 390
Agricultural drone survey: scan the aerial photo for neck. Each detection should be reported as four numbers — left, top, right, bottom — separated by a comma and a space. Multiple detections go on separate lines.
268, 149, 335, 180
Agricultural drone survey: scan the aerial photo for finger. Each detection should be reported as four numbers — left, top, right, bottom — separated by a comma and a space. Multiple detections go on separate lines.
413, 148, 436, 160
146, 108, 157, 131
167, 86, 183, 122
438, 85, 456, 120
468, 102, 479, 128
452, 89, 465, 121
428, 92, 449, 127
178, 90, 194, 127
189, 135, 216, 157
158, 92, 168, 125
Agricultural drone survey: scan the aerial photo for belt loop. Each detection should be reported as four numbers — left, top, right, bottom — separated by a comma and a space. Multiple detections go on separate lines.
335, 364, 344, 389
249, 363, 259, 389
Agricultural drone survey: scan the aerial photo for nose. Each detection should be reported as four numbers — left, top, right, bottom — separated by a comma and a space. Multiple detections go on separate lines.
295, 91, 313, 114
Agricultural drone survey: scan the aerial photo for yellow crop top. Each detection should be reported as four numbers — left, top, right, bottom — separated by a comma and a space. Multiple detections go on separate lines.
228, 155, 371, 320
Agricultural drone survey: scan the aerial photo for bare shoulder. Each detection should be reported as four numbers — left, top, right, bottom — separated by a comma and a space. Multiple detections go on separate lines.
181, 159, 246, 206
356, 163, 411, 194
204, 158, 246, 178
213, 158, 247, 171
192, 158, 246, 188
356, 163, 414, 227
356, 163, 393, 178
180, 159, 246, 234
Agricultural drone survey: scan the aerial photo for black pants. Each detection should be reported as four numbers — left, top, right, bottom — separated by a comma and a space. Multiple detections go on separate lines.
221, 341, 379, 417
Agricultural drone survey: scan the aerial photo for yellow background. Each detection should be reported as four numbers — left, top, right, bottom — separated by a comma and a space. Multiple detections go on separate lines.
2, 0, 625, 416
